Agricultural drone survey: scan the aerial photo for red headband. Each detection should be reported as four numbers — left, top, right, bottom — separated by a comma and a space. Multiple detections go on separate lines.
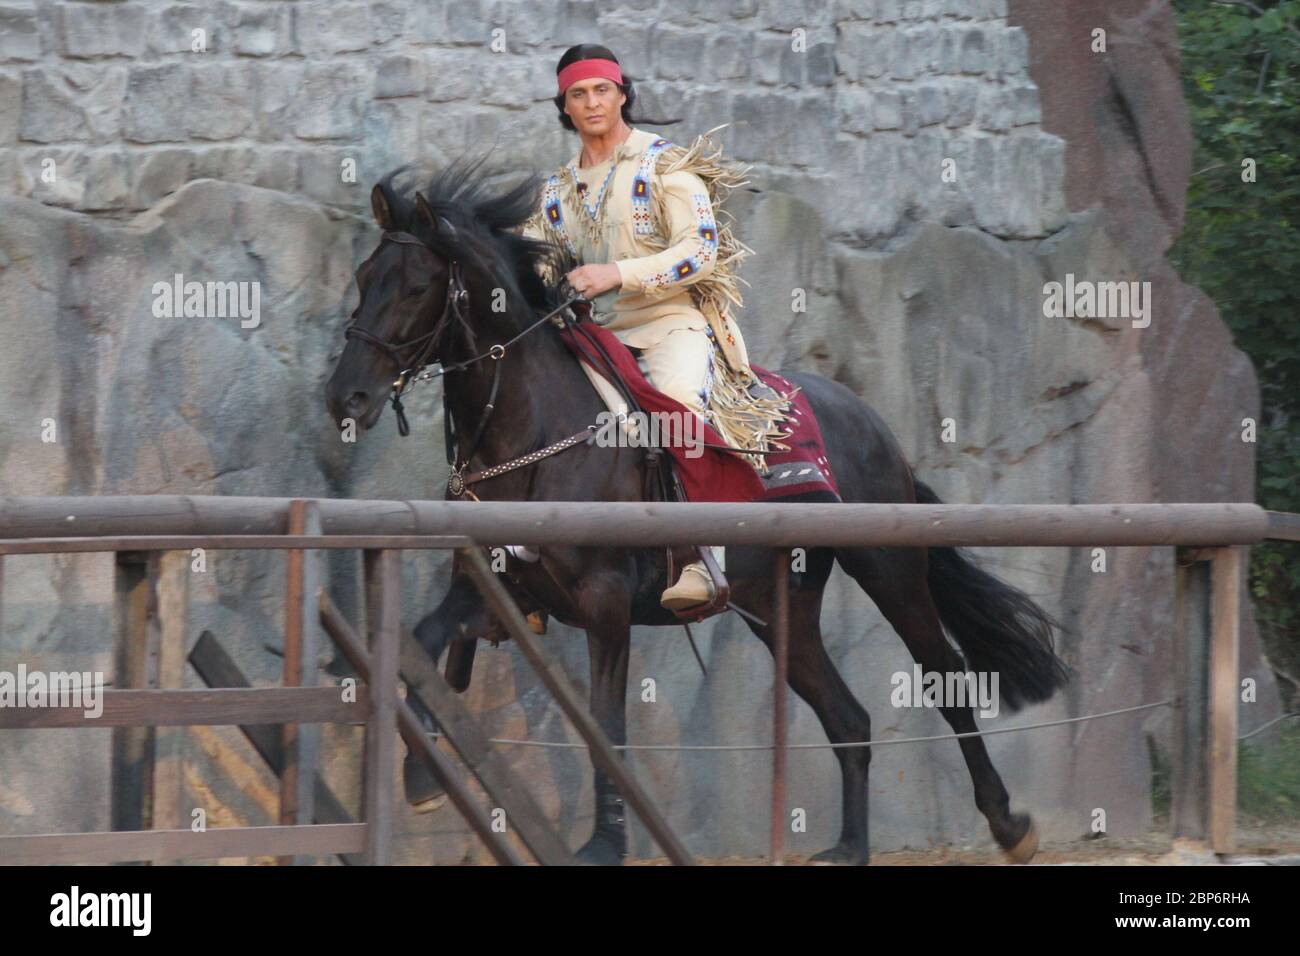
556, 58, 624, 95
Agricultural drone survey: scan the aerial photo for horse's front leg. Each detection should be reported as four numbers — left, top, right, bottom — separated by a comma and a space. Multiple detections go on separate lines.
575, 608, 632, 865
404, 571, 487, 812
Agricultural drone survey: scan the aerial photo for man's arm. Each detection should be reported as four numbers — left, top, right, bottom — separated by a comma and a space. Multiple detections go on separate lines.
523, 205, 622, 300
614, 168, 719, 299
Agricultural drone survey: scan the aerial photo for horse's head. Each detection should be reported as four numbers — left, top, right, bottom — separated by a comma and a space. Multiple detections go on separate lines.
325, 162, 570, 435
325, 181, 469, 432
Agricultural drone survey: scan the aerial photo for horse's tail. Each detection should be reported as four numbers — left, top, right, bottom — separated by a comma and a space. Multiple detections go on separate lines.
911, 477, 1071, 711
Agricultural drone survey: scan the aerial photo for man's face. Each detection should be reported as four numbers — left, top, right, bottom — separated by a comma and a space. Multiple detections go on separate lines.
563, 76, 627, 136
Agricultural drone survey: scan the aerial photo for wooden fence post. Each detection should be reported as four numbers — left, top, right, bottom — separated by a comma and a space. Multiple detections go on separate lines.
1208, 545, 1241, 854
1172, 544, 1242, 855
361, 550, 400, 865
1172, 547, 1210, 842
281, 500, 323, 863
152, 550, 189, 863
111, 552, 157, 843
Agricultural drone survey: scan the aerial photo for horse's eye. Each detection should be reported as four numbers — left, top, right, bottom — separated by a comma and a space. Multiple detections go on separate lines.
409, 286, 429, 297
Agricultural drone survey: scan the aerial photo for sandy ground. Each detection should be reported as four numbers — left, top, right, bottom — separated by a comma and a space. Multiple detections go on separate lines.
627, 822, 1300, 865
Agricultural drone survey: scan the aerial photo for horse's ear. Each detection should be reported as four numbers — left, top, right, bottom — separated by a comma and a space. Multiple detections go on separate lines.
414, 191, 437, 232
371, 184, 394, 230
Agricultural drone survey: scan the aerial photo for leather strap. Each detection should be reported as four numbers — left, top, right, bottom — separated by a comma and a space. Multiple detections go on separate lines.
448, 425, 597, 498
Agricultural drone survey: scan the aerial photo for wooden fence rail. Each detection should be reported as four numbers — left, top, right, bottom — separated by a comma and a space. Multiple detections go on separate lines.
0, 497, 1294, 863
0, 497, 1281, 545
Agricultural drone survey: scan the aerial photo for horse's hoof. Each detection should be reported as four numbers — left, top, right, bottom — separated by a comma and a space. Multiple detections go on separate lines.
408, 793, 448, 815
808, 842, 869, 866
574, 834, 626, 866
1001, 815, 1039, 864
403, 753, 446, 813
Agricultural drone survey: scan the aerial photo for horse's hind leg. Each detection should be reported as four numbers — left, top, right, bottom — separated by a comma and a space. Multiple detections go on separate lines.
732, 547, 873, 864
835, 544, 1038, 862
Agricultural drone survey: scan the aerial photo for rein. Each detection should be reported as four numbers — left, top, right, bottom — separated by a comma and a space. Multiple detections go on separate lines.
342, 227, 764, 503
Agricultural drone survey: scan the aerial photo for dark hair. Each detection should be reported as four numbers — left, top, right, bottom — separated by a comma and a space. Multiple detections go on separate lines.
551, 43, 680, 131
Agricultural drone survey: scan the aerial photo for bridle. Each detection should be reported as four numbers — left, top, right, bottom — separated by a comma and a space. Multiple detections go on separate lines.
342, 227, 592, 496
343, 230, 474, 437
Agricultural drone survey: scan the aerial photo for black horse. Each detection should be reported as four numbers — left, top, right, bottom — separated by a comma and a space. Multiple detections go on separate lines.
324, 159, 1069, 865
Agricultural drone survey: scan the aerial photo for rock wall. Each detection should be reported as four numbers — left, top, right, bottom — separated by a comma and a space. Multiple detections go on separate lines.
0, 0, 1278, 861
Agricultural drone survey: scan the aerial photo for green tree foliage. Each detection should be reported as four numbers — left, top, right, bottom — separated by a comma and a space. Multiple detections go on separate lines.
1172, 0, 1300, 702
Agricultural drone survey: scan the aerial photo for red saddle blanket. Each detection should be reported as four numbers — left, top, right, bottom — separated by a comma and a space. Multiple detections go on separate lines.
558, 321, 841, 503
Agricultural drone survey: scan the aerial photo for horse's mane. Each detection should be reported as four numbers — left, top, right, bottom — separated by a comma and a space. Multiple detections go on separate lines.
373, 156, 578, 325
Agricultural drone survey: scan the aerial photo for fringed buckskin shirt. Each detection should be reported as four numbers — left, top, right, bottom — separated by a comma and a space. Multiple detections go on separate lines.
522, 127, 719, 350
522, 125, 798, 469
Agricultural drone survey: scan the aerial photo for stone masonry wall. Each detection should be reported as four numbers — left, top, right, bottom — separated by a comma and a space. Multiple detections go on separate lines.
2, 0, 1061, 240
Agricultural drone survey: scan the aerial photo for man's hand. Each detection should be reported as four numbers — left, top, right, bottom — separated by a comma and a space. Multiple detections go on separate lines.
566, 263, 623, 298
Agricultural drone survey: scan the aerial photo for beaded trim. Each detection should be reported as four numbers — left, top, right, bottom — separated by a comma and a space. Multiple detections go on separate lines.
630, 138, 672, 236
541, 174, 577, 257
568, 158, 619, 224
642, 192, 719, 291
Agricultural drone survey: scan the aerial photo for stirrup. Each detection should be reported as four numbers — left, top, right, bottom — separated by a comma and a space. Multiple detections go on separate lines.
660, 564, 716, 611
665, 546, 731, 622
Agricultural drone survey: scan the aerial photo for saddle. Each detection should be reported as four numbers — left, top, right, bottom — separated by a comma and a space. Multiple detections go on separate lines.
565, 307, 732, 624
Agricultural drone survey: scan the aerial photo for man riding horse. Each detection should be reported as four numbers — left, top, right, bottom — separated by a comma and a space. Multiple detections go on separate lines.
521, 43, 792, 612
324, 41, 1067, 865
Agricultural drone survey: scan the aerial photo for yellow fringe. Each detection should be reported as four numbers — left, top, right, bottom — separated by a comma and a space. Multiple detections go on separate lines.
653, 125, 796, 472
650, 124, 756, 333
705, 360, 798, 473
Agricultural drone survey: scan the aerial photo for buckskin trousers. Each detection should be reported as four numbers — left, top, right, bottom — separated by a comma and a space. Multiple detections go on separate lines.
579, 325, 715, 431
